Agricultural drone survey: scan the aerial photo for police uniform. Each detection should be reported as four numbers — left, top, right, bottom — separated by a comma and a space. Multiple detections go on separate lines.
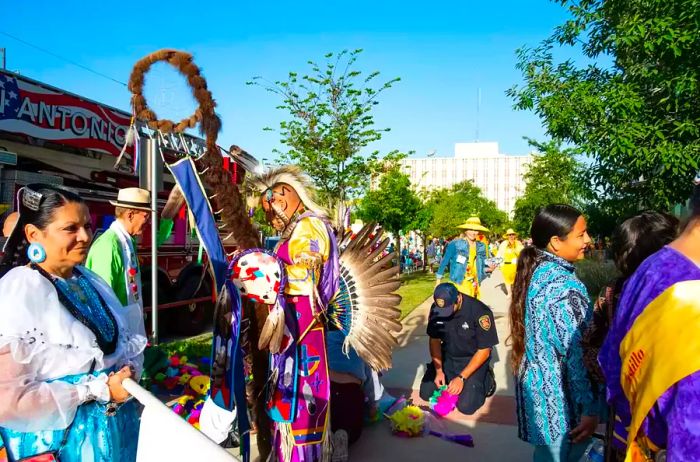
419, 292, 498, 415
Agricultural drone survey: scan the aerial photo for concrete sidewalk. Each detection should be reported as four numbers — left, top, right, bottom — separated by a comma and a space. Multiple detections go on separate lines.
348, 271, 531, 461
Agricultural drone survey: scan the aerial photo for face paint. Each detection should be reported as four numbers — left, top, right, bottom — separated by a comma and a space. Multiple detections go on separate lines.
261, 183, 303, 231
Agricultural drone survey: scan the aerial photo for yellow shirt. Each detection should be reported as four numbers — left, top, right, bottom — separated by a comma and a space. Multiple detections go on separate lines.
277, 216, 330, 296
497, 240, 524, 264
454, 243, 479, 298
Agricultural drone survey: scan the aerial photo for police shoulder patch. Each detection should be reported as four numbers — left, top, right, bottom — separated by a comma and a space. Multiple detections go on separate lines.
478, 314, 492, 331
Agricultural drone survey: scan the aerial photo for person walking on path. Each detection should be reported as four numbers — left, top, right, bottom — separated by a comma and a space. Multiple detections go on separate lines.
436, 216, 495, 299
497, 228, 524, 297
509, 204, 598, 462
419, 283, 497, 415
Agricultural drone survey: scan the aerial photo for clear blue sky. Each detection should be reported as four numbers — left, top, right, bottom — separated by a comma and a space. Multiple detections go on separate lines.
4, 1, 573, 161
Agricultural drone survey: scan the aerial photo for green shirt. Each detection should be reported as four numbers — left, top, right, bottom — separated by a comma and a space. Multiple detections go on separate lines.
86, 218, 174, 306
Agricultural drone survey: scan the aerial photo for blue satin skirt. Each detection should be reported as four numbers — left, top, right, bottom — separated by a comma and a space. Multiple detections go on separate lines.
0, 370, 140, 462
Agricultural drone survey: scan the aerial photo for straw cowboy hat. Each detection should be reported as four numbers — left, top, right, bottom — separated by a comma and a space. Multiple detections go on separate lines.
457, 216, 490, 232
109, 187, 154, 212
504, 228, 518, 236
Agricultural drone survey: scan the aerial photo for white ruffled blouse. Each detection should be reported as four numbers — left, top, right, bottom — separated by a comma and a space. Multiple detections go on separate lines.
0, 265, 147, 433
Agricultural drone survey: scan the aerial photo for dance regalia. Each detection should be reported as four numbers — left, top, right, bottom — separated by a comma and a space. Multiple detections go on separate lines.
267, 212, 339, 462
0, 266, 147, 462
600, 247, 700, 461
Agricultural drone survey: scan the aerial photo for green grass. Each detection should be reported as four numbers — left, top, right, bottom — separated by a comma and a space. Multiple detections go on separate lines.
159, 333, 213, 368
397, 271, 435, 320
159, 270, 435, 358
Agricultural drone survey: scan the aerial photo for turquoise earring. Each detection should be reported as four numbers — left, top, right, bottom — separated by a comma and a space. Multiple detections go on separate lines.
27, 243, 47, 263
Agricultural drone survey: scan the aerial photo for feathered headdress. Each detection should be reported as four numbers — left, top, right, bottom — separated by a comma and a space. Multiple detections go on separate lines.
246, 165, 329, 219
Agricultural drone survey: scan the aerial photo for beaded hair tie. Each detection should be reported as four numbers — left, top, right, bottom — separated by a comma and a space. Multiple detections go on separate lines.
21, 187, 43, 211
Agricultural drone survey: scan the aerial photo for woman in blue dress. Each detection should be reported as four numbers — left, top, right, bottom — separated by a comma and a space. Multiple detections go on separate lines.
509, 204, 598, 462
0, 184, 147, 462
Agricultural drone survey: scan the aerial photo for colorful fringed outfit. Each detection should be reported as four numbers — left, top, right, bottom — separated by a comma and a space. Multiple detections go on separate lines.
600, 246, 700, 461
0, 266, 147, 462
268, 213, 339, 462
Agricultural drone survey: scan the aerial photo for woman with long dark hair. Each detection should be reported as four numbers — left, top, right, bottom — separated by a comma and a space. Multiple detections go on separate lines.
581, 211, 678, 461
599, 175, 700, 461
0, 184, 146, 461
510, 204, 597, 462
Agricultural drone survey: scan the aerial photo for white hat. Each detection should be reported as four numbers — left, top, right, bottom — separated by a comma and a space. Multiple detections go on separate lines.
110, 187, 154, 212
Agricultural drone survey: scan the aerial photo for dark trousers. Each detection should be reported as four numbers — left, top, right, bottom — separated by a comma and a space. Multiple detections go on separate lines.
419, 362, 491, 415
330, 381, 364, 444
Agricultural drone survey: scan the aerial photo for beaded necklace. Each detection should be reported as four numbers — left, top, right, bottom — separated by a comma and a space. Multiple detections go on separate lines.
31, 264, 119, 355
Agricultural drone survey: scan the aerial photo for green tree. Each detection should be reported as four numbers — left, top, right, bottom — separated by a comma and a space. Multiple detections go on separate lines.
407, 189, 439, 271
249, 49, 400, 212
428, 181, 509, 239
356, 164, 421, 265
512, 139, 583, 236
508, 0, 700, 214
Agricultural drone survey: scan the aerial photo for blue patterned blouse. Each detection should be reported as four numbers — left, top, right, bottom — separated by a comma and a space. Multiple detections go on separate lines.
515, 250, 595, 445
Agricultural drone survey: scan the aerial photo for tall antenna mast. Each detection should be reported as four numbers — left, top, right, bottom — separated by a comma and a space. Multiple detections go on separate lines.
476, 87, 481, 141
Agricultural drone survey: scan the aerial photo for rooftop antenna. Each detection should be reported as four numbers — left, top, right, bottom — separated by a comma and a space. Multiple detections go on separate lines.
476, 87, 481, 142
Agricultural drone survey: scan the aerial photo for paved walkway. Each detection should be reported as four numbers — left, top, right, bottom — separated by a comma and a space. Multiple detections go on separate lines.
245, 271, 532, 461
349, 271, 532, 461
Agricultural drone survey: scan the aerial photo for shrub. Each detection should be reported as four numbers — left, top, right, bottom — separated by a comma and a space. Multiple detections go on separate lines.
575, 259, 619, 299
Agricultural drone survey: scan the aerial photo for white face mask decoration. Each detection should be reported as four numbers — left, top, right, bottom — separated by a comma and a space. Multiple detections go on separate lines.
230, 251, 283, 305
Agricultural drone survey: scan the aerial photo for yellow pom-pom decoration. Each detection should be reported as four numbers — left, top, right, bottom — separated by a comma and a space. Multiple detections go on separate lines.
388, 405, 425, 437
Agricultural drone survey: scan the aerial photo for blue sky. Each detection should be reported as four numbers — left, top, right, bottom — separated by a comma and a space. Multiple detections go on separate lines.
5, 1, 574, 161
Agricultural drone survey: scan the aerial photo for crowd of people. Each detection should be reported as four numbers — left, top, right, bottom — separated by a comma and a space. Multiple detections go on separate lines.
423, 173, 699, 461
0, 167, 698, 462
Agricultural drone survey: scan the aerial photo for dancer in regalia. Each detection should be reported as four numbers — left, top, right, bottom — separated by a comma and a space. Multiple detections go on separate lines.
0, 185, 147, 462
248, 166, 339, 462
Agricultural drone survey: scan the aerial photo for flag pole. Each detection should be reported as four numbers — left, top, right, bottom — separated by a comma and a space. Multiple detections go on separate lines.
149, 136, 159, 345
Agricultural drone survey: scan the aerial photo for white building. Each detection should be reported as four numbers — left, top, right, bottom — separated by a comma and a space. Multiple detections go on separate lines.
401, 142, 533, 216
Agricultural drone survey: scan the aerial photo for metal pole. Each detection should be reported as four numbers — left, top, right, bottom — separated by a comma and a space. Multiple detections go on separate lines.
149, 137, 159, 345
1, 48, 5, 69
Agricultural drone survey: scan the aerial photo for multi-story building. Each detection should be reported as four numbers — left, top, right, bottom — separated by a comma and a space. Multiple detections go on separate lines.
401, 142, 533, 216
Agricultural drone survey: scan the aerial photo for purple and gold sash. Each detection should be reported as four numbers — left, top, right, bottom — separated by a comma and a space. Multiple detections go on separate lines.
619, 280, 700, 461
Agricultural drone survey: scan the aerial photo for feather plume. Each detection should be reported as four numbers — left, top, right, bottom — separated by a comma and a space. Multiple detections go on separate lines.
327, 223, 403, 370
258, 304, 285, 352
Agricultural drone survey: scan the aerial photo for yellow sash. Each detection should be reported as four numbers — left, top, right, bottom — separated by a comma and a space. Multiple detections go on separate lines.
619, 280, 700, 462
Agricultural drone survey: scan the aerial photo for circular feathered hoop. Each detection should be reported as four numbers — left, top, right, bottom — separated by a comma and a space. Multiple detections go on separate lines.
127, 49, 259, 250
128, 49, 219, 135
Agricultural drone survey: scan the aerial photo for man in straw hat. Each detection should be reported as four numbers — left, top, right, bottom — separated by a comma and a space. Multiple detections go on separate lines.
496, 228, 524, 297
436, 216, 495, 299
86, 187, 182, 308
